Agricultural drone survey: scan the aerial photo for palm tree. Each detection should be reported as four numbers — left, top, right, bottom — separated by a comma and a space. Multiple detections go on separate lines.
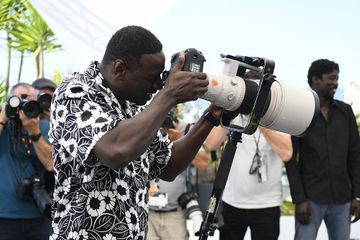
0, 0, 26, 95
10, 0, 61, 79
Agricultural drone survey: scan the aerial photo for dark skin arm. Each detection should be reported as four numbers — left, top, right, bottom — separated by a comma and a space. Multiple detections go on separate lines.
167, 123, 209, 171
160, 105, 221, 181
93, 52, 209, 169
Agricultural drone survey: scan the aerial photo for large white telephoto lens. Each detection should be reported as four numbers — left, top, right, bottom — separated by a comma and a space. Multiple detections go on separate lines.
201, 74, 319, 136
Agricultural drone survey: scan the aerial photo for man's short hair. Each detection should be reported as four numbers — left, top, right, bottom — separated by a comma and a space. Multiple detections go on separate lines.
307, 59, 339, 86
102, 25, 163, 69
10, 82, 33, 94
32, 78, 57, 91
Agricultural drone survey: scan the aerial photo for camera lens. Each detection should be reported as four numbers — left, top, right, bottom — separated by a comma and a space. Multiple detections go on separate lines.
37, 93, 52, 110
5, 96, 21, 119
22, 100, 41, 118
178, 192, 203, 235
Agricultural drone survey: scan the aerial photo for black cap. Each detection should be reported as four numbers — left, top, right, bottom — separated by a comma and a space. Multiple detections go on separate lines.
32, 78, 57, 91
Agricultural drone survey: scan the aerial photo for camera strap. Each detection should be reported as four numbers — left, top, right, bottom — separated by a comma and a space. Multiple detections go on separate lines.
9, 121, 41, 180
249, 131, 261, 175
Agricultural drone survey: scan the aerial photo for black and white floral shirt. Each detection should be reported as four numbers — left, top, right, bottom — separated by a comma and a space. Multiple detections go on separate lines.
49, 62, 172, 240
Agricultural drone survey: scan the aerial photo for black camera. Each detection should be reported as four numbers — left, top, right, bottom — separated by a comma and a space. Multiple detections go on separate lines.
37, 92, 52, 111
161, 48, 206, 83
17, 177, 52, 219
162, 107, 178, 129
178, 192, 203, 236
5, 93, 52, 119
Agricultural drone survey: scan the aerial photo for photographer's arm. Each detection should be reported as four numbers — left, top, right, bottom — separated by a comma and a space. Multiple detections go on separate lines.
167, 124, 209, 171
0, 103, 8, 134
205, 126, 228, 151
160, 106, 221, 181
259, 127, 292, 162
191, 149, 209, 171
19, 111, 53, 172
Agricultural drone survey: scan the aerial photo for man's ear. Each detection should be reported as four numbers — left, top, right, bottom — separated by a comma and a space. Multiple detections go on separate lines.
113, 59, 127, 79
312, 75, 319, 86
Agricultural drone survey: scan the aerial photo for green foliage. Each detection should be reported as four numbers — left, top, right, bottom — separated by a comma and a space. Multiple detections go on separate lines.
0, 0, 26, 28
281, 200, 295, 216
52, 69, 62, 86
0, 0, 62, 82
0, 78, 6, 104
356, 112, 360, 132
10, 1, 61, 53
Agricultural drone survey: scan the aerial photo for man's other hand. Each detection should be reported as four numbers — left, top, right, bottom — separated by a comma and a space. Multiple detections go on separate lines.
295, 201, 310, 224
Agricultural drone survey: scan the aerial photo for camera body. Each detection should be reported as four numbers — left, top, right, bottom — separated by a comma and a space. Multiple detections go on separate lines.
178, 192, 203, 236
5, 93, 52, 119
17, 176, 52, 218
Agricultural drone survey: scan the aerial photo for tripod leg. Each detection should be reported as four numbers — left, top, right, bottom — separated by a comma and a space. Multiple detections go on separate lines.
198, 131, 241, 240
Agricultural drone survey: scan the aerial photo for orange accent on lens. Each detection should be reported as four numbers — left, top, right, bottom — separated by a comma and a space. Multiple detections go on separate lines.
211, 79, 218, 86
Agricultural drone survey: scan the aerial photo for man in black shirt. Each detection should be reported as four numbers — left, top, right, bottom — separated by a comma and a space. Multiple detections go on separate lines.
285, 59, 360, 240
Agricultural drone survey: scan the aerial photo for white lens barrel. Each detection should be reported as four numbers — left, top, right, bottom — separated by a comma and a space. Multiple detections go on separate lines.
201, 74, 246, 111
260, 81, 319, 136
199, 72, 319, 136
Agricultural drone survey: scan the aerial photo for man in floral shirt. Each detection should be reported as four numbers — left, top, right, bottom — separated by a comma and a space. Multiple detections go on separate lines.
49, 25, 223, 239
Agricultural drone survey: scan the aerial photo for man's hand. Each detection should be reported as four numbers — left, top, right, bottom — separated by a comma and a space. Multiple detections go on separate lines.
0, 102, 9, 124
19, 110, 40, 135
295, 201, 310, 224
207, 104, 238, 125
162, 52, 208, 104
351, 198, 360, 222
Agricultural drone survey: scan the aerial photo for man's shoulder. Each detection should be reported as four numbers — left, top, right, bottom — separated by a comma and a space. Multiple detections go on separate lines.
55, 61, 101, 101
333, 99, 355, 115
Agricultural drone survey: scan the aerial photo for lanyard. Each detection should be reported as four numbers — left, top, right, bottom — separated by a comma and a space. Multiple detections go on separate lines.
249, 131, 262, 175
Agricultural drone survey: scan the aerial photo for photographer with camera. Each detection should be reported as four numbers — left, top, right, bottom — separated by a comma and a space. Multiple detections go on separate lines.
32, 78, 57, 121
49, 25, 229, 240
0, 83, 53, 240
147, 106, 209, 240
205, 71, 293, 240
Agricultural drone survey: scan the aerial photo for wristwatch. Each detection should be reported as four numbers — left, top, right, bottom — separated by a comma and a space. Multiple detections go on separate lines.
203, 110, 220, 126
29, 133, 42, 142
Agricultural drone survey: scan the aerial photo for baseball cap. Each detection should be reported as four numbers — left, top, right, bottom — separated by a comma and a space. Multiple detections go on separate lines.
32, 78, 57, 91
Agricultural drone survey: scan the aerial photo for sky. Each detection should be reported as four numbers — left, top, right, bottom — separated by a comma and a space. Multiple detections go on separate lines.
1, 0, 359, 116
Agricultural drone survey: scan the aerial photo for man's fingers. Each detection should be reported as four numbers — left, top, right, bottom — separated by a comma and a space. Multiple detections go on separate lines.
170, 52, 185, 72
296, 211, 309, 224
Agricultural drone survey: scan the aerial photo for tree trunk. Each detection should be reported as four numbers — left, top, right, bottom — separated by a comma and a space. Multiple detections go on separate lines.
35, 52, 40, 79
5, 33, 11, 96
17, 51, 24, 83
35, 45, 44, 79
40, 46, 44, 78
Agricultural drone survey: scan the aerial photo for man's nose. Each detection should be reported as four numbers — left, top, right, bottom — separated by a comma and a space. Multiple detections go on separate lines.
333, 79, 339, 87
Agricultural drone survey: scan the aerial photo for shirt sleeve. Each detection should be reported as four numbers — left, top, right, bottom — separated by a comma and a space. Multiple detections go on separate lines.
50, 97, 119, 166
285, 136, 307, 203
147, 129, 172, 180
346, 104, 360, 198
